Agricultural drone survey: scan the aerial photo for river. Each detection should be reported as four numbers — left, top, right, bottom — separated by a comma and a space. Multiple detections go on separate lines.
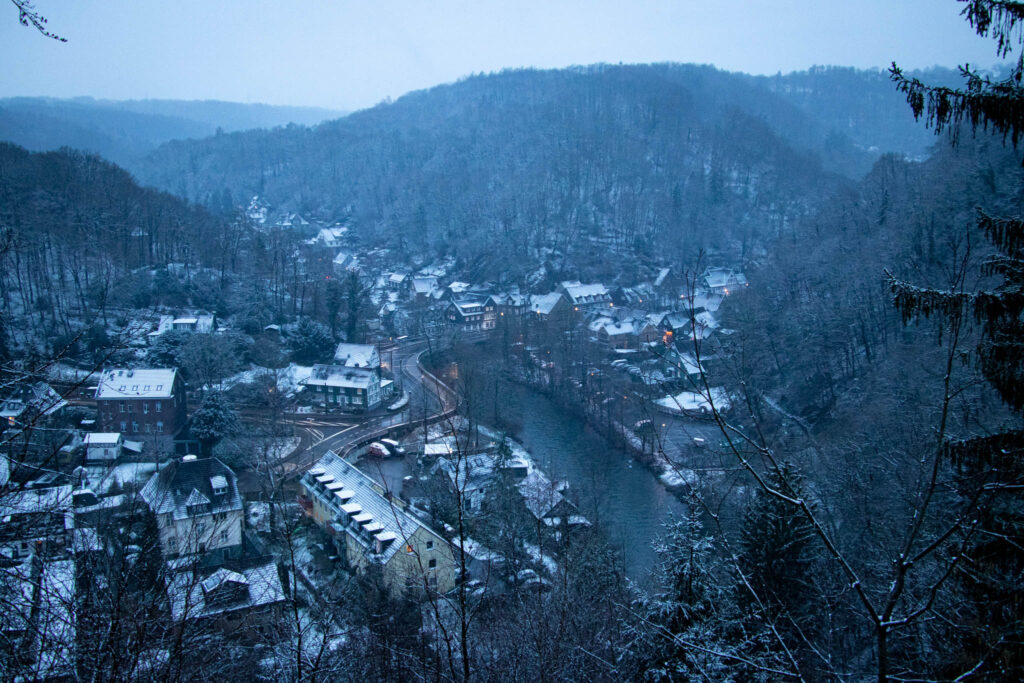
499, 382, 688, 586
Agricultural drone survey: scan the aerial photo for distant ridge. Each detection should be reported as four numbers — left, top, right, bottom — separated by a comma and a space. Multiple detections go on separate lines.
0, 97, 347, 167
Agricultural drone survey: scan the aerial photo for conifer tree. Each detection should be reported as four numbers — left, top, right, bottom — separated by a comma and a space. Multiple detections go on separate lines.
889, 2, 1024, 675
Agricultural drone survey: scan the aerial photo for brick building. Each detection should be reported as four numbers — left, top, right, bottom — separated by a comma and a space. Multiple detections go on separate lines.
94, 368, 187, 449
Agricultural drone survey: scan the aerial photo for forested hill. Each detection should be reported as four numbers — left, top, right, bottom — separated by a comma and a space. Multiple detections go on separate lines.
0, 97, 345, 168
132, 64, 938, 273
0, 143, 232, 335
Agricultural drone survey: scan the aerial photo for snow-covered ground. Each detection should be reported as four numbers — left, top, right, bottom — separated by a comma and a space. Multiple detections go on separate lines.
523, 542, 558, 577
222, 363, 313, 396
654, 387, 730, 414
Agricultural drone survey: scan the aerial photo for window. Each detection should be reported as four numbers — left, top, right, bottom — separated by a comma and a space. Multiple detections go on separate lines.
143, 402, 149, 414
132, 421, 138, 433
197, 522, 206, 534
426, 540, 433, 549
119, 401, 125, 413
428, 558, 437, 568
156, 384, 163, 391
132, 385, 138, 392
220, 530, 229, 543
144, 423, 151, 433
120, 421, 127, 432
167, 537, 177, 551
156, 421, 163, 433
155, 401, 162, 412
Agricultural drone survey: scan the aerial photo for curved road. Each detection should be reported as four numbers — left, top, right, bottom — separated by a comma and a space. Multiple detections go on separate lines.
277, 338, 456, 476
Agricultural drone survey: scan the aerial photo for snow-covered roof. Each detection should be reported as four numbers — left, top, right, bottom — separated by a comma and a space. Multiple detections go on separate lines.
333, 343, 379, 369
84, 432, 122, 446
167, 560, 285, 622
139, 456, 242, 522
302, 451, 447, 564
95, 368, 177, 399
559, 280, 610, 305
517, 470, 570, 520
0, 485, 73, 516
529, 292, 563, 316
304, 365, 377, 390
412, 277, 438, 294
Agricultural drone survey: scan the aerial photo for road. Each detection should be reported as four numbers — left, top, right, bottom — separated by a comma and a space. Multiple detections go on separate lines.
250, 338, 456, 485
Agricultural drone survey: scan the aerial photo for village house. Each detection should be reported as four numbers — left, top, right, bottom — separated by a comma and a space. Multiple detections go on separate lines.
94, 368, 187, 449
702, 267, 748, 296
83, 432, 123, 464
165, 560, 286, 642
445, 297, 497, 332
527, 292, 569, 321
386, 272, 411, 297
333, 251, 359, 276
516, 471, 587, 529
0, 484, 74, 561
435, 451, 529, 514
300, 452, 458, 596
333, 343, 381, 372
557, 280, 612, 312
1, 381, 67, 427
146, 312, 216, 343
411, 276, 440, 303
489, 291, 531, 317
140, 455, 244, 562
315, 226, 348, 248
590, 314, 661, 350
302, 364, 385, 411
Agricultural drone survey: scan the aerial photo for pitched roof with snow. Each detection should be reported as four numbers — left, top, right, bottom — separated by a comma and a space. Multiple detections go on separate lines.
167, 560, 285, 622
304, 365, 378, 390
529, 292, 564, 316
140, 456, 242, 522
303, 451, 447, 564
95, 368, 178, 400
559, 280, 611, 305
517, 470, 571, 521
332, 343, 380, 368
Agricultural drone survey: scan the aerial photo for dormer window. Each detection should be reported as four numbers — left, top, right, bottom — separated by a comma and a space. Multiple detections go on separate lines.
210, 475, 228, 496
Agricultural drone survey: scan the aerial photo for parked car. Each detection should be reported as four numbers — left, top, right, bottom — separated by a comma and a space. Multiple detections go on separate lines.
380, 438, 405, 456
367, 442, 390, 458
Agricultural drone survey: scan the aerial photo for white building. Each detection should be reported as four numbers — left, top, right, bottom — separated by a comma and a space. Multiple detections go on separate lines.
140, 455, 244, 560
83, 432, 123, 463
303, 365, 383, 411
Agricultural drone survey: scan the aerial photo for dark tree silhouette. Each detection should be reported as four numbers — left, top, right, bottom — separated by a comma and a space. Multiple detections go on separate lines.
10, 0, 65, 41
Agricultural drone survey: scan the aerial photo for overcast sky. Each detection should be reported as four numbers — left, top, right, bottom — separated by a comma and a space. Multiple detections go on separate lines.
0, 1, 1003, 111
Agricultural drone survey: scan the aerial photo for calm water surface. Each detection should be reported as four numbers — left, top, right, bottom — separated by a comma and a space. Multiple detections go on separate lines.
501, 382, 687, 584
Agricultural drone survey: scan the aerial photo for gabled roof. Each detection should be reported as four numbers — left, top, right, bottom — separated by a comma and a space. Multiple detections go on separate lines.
559, 280, 610, 305
517, 471, 571, 521
333, 343, 379, 368
304, 365, 378, 390
140, 456, 242, 521
167, 560, 285, 622
529, 292, 564, 316
84, 432, 122, 446
303, 452, 447, 565
95, 368, 178, 400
